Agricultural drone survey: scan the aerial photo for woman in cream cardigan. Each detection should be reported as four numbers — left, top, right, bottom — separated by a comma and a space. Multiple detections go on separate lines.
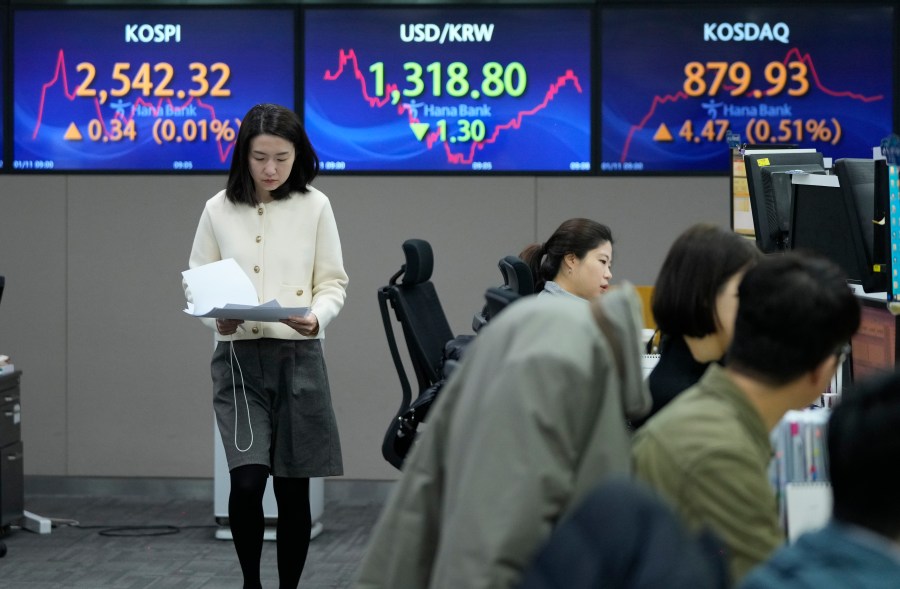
185, 103, 348, 589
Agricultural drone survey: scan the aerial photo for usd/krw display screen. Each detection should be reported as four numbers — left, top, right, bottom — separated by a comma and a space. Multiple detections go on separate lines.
12, 8, 295, 172
304, 7, 592, 173
601, 6, 894, 174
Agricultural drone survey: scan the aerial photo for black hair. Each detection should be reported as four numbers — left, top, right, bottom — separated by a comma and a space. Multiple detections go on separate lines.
727, 252, 860, 386
225, 103, 319, 206
652, 223, 761, 338
828, 369, 900, 539
519, 218, 613, 292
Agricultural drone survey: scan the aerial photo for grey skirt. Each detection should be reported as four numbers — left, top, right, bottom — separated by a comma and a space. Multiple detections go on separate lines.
211, 338, 343, 478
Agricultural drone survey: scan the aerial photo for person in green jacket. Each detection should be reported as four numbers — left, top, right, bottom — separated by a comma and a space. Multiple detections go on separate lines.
740, 368, 900, 589
633, 252, 860, 585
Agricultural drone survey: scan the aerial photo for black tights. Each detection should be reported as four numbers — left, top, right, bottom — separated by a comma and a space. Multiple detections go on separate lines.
229, 464, 312, 589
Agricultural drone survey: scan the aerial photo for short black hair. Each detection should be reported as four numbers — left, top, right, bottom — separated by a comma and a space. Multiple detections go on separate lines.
519, 218, 613, 292
828, 369, 900, 539
652, 223, 761, 338
727, 252, 860, 386
226, 103, 319, 206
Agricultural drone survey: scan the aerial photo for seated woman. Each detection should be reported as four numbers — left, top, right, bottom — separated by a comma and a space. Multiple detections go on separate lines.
519, 218, 614, 300
632, 223, 761, 428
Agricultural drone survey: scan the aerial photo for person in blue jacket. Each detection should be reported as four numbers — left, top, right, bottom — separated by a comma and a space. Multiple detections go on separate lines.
740, 368, 900, 589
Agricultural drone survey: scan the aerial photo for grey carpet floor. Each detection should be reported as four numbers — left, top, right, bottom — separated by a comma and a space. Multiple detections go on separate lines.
0, 486, 386, 588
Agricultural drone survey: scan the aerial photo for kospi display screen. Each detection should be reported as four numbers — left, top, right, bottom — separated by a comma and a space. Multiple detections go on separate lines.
303, 7, 592, 173
0, 7, 6, 171
12, 8, 295, 172
601, 6, 894, 174
0, 11, 5, 172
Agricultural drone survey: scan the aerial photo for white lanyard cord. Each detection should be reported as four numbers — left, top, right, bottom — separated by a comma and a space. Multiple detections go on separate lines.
229, 338, 253, 452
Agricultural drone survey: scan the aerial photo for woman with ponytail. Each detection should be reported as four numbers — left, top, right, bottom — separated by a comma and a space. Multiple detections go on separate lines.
519, 218, 614, 300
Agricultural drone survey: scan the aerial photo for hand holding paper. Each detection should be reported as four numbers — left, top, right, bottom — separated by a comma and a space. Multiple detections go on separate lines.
182, 258, 309, 321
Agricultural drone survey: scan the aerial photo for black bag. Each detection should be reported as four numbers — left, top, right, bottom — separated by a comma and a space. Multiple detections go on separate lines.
384, 378, 444, 465
381, 335, 472, 469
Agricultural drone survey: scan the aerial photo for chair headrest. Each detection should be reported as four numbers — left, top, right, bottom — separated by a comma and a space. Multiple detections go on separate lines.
499, 255, 535, 296
401, 239, 434, 285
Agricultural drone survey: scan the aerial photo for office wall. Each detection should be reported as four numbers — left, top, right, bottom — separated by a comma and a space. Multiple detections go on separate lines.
0, 173, 728, 480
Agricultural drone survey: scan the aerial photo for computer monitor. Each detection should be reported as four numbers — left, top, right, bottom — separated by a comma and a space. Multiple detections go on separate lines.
874, 161, 892, 290
790, 168, 888, 294
833, 158, 890, 293
744, 150, 825, 253
759, 163, 827, 251
790, 174, 855, 272
849, 294, 898, 383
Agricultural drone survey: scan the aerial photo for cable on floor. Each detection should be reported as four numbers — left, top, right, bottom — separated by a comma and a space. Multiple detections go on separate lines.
10, 517, 218, 538
75, 524, 218, 537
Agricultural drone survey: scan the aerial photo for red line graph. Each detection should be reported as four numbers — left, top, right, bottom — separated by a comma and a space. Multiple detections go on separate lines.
31, 49, 235, 163
324, 49, 399, 109
619, 47, 885, 162
783, 47, 883, 103
324, 48, 582, 165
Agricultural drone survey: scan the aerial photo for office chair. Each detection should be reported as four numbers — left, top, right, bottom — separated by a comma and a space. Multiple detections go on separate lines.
472, 255, 534, 331
378, 244, 532, 469
499, 254, 535, 296
379, 288, 522, 470
378, 239, 458, 468
482, 286, 522, 324
379, 239, 455, 394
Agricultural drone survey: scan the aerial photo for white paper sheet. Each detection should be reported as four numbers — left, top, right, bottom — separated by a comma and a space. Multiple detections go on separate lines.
785, 482, 833, 543
182, 259, 309, 321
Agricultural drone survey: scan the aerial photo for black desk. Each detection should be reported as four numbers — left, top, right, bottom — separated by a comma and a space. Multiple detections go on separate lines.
0, 371, 23, 533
